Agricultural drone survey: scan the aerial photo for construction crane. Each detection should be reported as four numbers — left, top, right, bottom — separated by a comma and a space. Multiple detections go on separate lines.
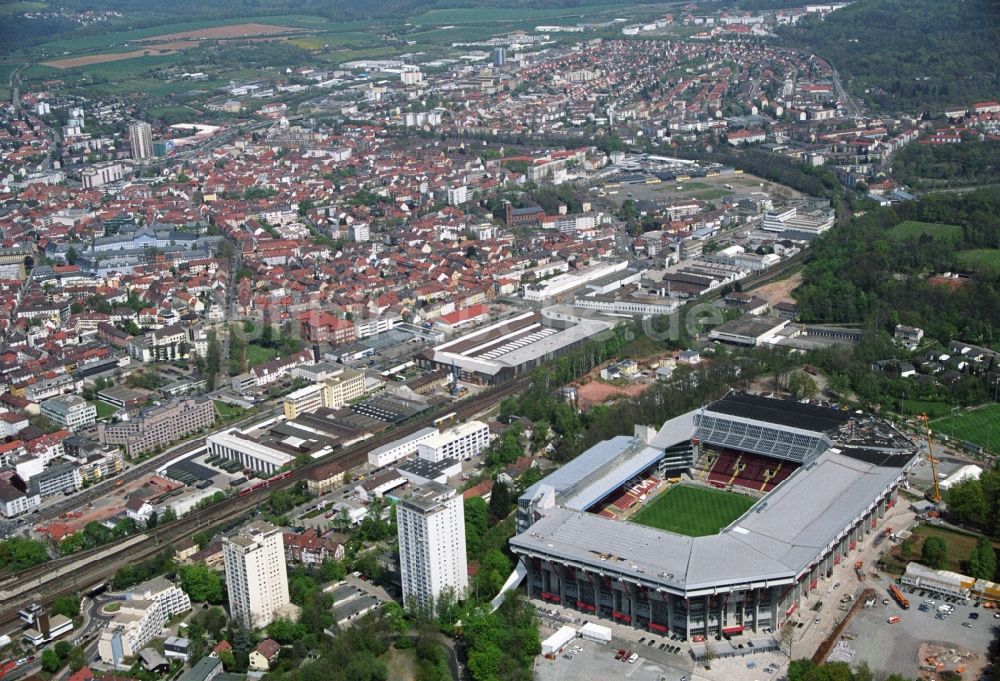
918, 413, 942, 502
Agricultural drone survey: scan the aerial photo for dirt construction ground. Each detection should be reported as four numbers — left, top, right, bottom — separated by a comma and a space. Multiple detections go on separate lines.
750, 270, 802, 307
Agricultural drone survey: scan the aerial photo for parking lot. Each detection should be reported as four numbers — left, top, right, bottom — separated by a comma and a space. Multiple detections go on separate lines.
534, 630, 696, 681
848, 588, 995, 678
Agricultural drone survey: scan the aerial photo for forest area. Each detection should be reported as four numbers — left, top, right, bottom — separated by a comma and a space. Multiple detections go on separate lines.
892, 140, 1000, 191
779, 0, 1000, 113
794, 189, 1000, 344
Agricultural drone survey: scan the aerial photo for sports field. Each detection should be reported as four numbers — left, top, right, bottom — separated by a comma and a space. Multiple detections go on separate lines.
630, 484, 757, 537
888, 220, 961, 241
932, 403, 1000, 452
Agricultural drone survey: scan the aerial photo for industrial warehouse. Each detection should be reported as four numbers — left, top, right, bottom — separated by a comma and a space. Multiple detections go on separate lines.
510, 393, 917, 640
416, 306, 616, 384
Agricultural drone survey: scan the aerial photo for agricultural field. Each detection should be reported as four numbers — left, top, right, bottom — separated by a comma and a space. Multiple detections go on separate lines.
932, 403, 1000, 453
888, 220, 962, 241
412, 3, 635, 26
956, 249, 1000, 277
0, 1, 47, 15
630, 484, 757, 537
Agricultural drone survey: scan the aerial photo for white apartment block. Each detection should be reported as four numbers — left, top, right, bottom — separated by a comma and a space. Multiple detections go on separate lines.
207, 429, 295, 475
397, 482, 468, 611
98, 599, 164, 663
368, 427, 439, 468
40, 395, 96, 431
224, 521, 291, 630
417, 421, 491, 462
125, 577, 192, 621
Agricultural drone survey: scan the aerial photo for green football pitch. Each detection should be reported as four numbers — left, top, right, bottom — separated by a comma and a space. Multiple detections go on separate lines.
629, 484, 757, 537
932, 403, 1000, 453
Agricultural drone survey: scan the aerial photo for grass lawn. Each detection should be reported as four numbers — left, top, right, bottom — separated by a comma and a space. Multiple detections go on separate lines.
90, 400, 120, 420
889, 220, 961, 241
956, 249, 1000, 278
899, 399, 953, 418
213, 400, 246, 421
246, 343, 279, 368
630, 484, 757, 537
886, 524, 1000, 576
932, 403, 1000, 452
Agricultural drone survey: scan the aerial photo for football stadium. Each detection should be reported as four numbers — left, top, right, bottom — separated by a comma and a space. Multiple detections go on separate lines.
511, 392, 916, 641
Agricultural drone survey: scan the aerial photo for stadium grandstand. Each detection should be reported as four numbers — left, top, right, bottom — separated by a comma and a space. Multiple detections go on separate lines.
510, 392, 916, 641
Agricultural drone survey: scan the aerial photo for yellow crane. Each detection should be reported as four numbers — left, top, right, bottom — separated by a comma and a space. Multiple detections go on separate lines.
918, 413, 942, 503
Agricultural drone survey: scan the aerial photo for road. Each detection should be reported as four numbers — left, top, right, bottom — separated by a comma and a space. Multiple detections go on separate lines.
829, 62, 862, 119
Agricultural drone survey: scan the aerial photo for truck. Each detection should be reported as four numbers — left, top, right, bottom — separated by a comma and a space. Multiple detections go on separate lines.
855, 560, 866, 581
889, 584, 910, 610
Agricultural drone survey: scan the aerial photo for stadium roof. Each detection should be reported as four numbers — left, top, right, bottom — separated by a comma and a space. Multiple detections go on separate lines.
511, 449, 911, 594
704, 392, 851, 433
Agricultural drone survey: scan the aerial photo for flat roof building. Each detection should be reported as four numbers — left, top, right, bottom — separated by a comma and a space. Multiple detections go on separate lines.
223, 521, 290, 630
398, 482, 468, 612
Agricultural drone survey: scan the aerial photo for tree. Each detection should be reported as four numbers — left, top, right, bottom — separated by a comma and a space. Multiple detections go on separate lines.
179, 564, 224, 603
789, 372, 818, 400
66, 246, 79, 265
968, 535, 997, 580
488, 479, 512, 523
945, 478, 988, 527
464, 497, 488, 558
781, 620, 796, 659
68, 646, 85, 672
269, 618, 307, 644
41, 648, 60, 673
0, 537, 49, 572
921, 536, 948, 569
218, 650, 237, 671
51, 594, 80, 618
205, 329, 221, 389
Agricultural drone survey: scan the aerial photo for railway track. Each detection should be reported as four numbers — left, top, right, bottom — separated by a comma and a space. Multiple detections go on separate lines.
0, 377, 528, 625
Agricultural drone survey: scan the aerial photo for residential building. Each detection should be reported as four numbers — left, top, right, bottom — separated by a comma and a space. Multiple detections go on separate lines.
27, 462, 81, 497
249, 639, 280, 671
0, 480, 40, 517
98, 599, 164, 665
282, 529, 344, 565
125, 577, 192, 621
41, 395, 96, 431
417, 421, 491, 462
177, 656, 222, 681
223, 521, 291, 629
128, 325, 189, 363
98, 398, 215, 457
397, 482, 468, 611
129, 122, 154, 160
894, 324, 924, 350
305, 460, 348, 495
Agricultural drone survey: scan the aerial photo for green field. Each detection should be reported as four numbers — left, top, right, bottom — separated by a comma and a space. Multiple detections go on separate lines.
412, 4, 629, 26
932, 403, 1000, 452
213, 400, 246, 421
0, 1, 47, 15
888, 220, 961, 241
246, 344, 280, 368
90, 400, 120, 420
956, 249, 1000, 277
899, 399, 952, 418
630, 485, 757, 537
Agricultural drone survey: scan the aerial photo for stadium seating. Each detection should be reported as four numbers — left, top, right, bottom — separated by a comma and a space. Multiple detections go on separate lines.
707, 450, 739, 488
706, 450, 798, 492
